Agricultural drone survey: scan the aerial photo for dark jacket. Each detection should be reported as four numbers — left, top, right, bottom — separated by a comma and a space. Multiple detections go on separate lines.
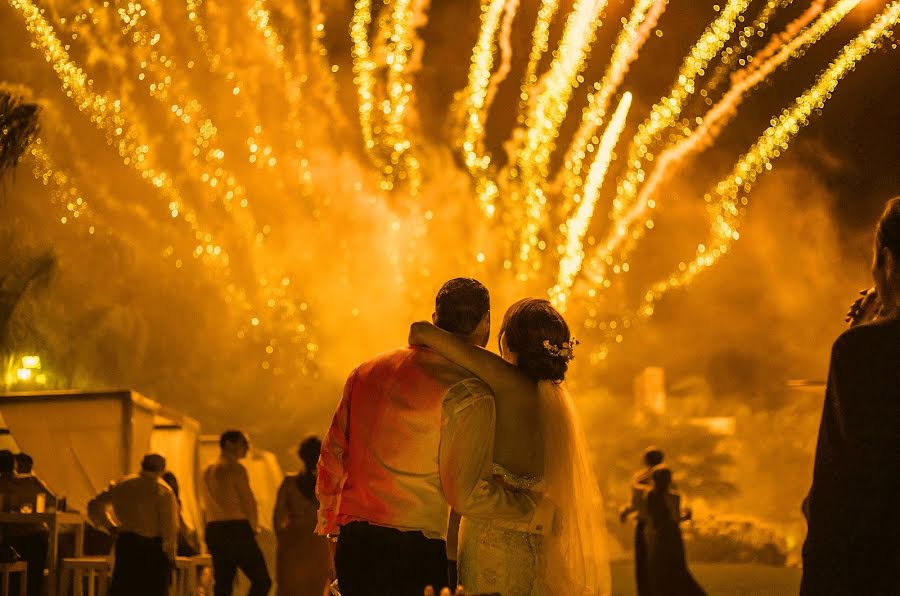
801, 317, 900, 595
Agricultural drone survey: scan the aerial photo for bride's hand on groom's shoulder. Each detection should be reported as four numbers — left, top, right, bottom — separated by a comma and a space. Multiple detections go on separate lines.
409, 320, 433, 346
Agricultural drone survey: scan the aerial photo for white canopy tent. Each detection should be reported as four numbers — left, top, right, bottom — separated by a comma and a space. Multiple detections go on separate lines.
0, 390, 201, 526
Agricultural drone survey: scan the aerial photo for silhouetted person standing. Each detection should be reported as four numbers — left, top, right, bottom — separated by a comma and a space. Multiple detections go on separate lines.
202, 430, 272, 596
273, 436, 331, 596
642, 466, 705, 596
801, 197, 900, 595
161, 471, 200, 557
620, 447, 665, 596
88, 453, 178, 596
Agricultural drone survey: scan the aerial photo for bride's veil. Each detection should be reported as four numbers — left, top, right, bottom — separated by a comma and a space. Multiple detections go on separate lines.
538, 380, 612, 596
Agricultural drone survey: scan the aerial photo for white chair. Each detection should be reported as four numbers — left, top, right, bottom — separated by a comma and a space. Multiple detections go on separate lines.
58, 557, 111, 596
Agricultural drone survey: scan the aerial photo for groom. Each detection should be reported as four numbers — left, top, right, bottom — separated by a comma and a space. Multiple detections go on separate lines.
316, 277, 551, 595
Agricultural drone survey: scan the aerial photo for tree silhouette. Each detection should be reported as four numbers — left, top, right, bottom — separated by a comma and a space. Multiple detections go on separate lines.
0, 85, 40, 179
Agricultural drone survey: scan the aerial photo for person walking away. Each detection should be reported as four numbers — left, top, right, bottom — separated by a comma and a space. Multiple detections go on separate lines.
87, 453, 178, 596
202, 430, 272, 596
273, 436, 331, 596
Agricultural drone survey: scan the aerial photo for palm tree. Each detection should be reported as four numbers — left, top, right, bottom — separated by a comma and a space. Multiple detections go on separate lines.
0, 85, 40, 179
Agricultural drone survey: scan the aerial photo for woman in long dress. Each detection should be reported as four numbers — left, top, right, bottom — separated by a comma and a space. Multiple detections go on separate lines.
273, 436, 333, 596
410, 298, 610, 595
640, 466, 706, 596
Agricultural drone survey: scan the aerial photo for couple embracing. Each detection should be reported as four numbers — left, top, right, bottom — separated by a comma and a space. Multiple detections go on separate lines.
316, 278, 611, 596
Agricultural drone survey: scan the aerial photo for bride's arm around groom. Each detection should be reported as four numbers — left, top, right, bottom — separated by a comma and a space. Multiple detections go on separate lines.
439, 377, 554, 531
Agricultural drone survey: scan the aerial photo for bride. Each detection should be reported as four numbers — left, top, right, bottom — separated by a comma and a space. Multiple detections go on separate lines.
410, 298, 611, 595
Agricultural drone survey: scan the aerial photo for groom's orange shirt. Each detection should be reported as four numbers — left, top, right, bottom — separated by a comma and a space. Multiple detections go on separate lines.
316, 346, 546, 539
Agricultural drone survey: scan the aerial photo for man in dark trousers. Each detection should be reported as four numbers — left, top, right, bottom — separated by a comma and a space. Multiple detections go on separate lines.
202, 430, 271, 596
620, 446, 665, 596
317, 278, 551, 596
88, 453, 178, 596
801, 197, 900, 595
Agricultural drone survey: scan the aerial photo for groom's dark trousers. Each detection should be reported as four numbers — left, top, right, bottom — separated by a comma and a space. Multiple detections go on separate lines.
335, 521, 448, 596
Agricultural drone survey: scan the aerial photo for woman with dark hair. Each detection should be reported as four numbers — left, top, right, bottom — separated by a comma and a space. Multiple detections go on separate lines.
640, 466, 705, 596
410, 298, 610, 595
801, 197, 900, 595
273, 436, 332, 596
161, 471, 200, 557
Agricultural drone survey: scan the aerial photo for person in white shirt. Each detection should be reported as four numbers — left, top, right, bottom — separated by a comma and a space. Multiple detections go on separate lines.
201, 430, 271, 596
88, 453, 178, 596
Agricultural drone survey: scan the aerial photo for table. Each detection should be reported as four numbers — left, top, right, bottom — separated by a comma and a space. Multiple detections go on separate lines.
0, 512, 85, 596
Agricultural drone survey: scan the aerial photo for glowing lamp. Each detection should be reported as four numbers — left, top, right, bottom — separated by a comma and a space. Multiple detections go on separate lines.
16, 368, 32, 381
21, 355, 41, 369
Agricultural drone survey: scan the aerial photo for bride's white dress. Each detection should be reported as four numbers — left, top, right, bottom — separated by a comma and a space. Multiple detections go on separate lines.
457, 382, 612, 596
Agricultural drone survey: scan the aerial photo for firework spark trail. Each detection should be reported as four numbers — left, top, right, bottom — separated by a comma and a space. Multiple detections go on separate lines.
559, 0, 666, 204
350, 0, 379, 170
248, 0, 307, 154
609, 0, 750, 230
453, 0, 512, 218
184, 0, 279, 168
30, 133, 192, 246
309, 0, 348, 131
517, 0, 560, 121
512, 0, 608, 268
596, 2, 900, 354
743, 0, 826, 78
246, 0, 336, 195
27, 140, 97, 233
586, 0, 860, 285
702, 0, 791, 97
7, 0, 235, 261
485, 0, 520, 111
12, 4, 319, 363
183, 0, 312, 191
350, 0, 423, 192
30, 139, 315, 367
186, 0, 218, 68
382, 0, 425, 194
551, 91, 632, 312
103, 0, 263, 234
50, 0, 273, 234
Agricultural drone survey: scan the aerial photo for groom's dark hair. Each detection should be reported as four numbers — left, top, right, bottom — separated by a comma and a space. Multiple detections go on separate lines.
435, 278, 490, 335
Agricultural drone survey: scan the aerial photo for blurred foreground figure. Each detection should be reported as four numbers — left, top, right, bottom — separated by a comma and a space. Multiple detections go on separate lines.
274, 435, 332, 596
619, 447, 665, 596
88, 453, 178, 596
801, 197, 900, 595
202, 430, 272, 596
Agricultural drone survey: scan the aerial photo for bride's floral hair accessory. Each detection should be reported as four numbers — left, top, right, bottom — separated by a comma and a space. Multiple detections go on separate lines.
542, 338, 579, 361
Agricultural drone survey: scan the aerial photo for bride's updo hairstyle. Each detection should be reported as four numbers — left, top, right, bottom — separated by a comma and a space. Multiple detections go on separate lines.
499, 298, 572, 383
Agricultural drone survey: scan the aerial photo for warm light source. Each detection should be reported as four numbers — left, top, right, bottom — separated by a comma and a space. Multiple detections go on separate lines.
10, 355, 46, 386
21, 355, 41, 369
